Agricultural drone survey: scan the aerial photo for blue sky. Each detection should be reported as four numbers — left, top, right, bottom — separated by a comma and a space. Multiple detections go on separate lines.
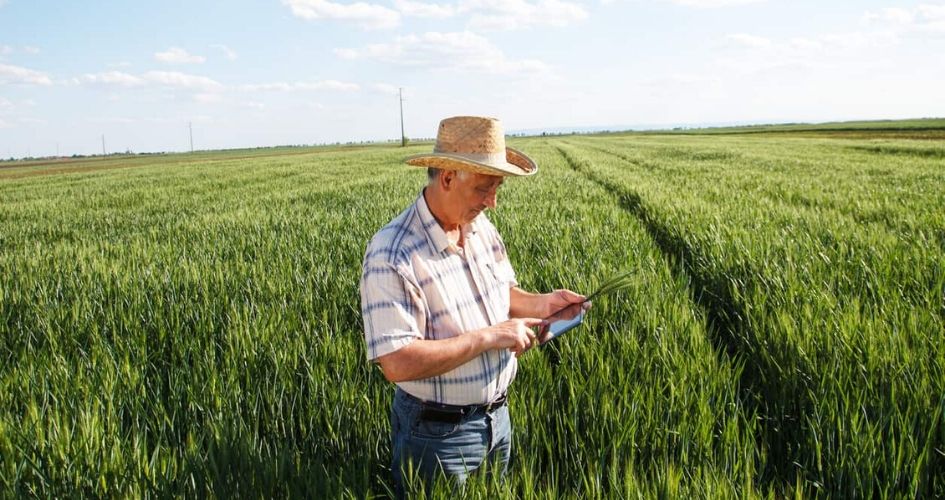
1, 0, 944, 157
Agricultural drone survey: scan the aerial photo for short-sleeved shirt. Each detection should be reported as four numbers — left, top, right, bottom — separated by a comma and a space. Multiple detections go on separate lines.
360, 190, 519, 405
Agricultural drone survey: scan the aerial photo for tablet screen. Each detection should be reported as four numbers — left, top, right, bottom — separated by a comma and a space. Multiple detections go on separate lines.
538, 303, 586, 345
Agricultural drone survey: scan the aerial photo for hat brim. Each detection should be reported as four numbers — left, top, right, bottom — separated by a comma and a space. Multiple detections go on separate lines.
405, 147, 538, 177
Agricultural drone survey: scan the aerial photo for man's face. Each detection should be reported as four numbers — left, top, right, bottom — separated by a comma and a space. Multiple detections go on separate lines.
451, 172, 504, 224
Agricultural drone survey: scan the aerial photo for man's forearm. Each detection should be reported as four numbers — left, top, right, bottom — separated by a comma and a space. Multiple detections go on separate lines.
377, 330, 493, 383
509, 286, 546, 318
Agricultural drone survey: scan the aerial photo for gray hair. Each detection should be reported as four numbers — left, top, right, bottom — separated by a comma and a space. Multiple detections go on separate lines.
427, 167, 470, 184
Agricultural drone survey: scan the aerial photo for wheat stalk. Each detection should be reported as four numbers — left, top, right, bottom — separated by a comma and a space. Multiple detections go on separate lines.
584, 269, 636, 303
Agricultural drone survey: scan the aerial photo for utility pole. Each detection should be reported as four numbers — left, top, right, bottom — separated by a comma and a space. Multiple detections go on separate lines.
399, 87, 406, 147
56, 142, 59, 158
189, 122, 194, 153
102, 134, 106, 156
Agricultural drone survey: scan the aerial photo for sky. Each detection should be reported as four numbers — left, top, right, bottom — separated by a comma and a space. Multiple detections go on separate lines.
1, 0, 944, 158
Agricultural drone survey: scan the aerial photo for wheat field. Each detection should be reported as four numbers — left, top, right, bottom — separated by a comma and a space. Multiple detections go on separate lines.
1, 123, 943, 497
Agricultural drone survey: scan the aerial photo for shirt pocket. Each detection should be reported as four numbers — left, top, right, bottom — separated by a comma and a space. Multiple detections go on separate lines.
485, 260, 516, 319
487, 259, 516, 288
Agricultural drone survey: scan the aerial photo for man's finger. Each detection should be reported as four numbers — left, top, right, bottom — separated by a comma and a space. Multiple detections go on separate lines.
564, 289, 588, 303
519, 333, 537, 355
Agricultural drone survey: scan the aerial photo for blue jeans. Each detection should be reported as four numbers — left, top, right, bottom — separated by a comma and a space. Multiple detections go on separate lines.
390, 388, 512, 496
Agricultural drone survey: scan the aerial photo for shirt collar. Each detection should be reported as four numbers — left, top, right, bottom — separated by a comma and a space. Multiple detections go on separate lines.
416, 189, 478, 254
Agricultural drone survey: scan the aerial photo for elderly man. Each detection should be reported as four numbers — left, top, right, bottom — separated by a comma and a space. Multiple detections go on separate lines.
360, 116, 586, 493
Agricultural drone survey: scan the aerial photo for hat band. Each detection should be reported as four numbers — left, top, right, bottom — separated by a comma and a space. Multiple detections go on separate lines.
432, 150, 507, 167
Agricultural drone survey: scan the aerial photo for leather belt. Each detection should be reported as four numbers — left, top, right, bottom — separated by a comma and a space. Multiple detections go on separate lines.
407, 392, 508, 424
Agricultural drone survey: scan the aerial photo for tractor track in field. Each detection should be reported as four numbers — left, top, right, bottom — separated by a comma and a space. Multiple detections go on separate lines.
553, 142, 748, 361
572, 140, 931, 239
553, 142, 815, 489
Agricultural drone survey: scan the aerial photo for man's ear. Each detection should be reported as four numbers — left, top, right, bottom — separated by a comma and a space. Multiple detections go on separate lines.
439, 169, 456, 191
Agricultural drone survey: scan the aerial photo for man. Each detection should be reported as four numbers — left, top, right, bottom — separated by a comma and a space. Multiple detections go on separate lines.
360, 116, 587, 493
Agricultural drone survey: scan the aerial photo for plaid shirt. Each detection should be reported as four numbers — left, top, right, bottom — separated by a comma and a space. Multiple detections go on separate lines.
360, 190, 519, 405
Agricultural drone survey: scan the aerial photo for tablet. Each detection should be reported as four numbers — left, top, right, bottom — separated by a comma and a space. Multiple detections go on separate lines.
537, 302, 587, 345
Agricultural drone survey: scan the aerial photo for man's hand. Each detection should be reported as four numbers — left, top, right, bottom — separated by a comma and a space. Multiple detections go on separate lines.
483, 317, 544, 356
542, 289, 589, 318
509, 287, 590, 324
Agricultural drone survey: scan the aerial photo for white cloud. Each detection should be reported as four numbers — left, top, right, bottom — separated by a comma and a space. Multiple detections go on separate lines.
862, 3, 945, 35
130, 114, 213, 125
335, 31, 551, 75
211, 44, 238, 60
722, 24, 901, 57
80, 71, 224, 92
238, 80, 360, 92
0, 97, 12, 109
467, 0, 588, 30
81, 71, 146, 86
389, 0, 587, 30
154, 47, 206, 64
0, 63, 52, 85
819, 32, 880, 50
918, 4, 945, 20
371, 83, 401, 95
725, 33, 772, 48
862, 7, 915, 25
75, 71, 362, 96
669, 0, 764, 7
143, 71, 223, 91
285, 0, 586, 31
643, 73, 723, 87
788, 37, 823, 51
393, 0, 457, 18
0, 44, 43, 57
89, 116, 137, 124
0, 118, 11, 129
193, 93, 224, 104
333, 48, 360, 59
282, 0, 401, 29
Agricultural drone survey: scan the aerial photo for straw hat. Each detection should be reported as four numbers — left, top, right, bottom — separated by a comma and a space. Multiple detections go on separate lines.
406, 116, 537, 177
